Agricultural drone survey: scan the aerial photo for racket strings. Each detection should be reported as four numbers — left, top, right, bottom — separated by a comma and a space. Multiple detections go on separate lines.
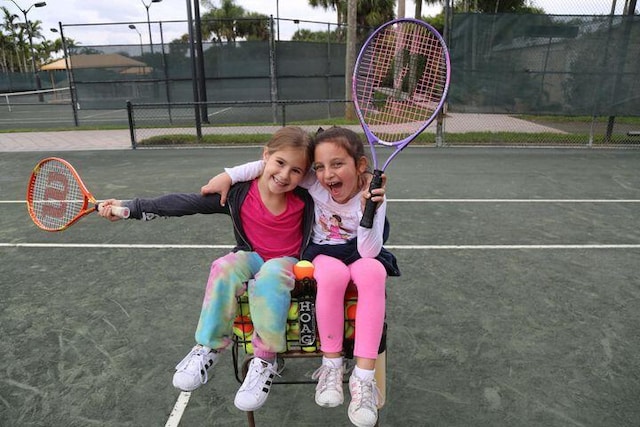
29, 160, 86, 230
355, 22, 449, 144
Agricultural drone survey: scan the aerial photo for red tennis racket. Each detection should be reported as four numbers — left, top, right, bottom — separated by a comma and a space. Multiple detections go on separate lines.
26, 157, 129, 232
353, 18, 451, 227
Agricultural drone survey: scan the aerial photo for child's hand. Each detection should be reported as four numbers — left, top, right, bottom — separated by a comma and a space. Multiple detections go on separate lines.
200, 172, 232, 206
361, 174, 386, 211
97, 199, 124, 222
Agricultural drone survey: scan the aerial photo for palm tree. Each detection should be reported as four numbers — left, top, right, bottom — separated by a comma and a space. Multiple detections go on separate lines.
308, 0, 395, 39
308, 0, 344, 25
1, 7, 21, 72
201, 0, 246, 43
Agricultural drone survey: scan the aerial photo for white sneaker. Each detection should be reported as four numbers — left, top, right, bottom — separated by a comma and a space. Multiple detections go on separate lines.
172, 345, 220, 391
312, 363, 345, 407
347, 374, 381, 427
234, 357, 279, 411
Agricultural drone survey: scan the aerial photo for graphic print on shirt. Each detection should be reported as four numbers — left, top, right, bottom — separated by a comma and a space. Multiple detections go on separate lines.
315, 200, 359, 244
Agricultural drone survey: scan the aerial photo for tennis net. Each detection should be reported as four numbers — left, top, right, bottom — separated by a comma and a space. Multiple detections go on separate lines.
1, 87, 71, 112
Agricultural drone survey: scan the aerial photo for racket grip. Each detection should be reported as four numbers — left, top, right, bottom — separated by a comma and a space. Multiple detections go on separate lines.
359, 169, 383, 229
111, 205, 130, 219
97, 203, 130, 219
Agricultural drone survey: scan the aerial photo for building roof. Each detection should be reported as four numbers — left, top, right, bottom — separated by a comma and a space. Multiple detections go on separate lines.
41, 54, 149, 71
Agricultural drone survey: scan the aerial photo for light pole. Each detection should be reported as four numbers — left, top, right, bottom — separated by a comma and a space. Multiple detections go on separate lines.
7, 0, 46, 93
50, 25, 78, 126
141, 0, 162, 54
128, 24, 144, 56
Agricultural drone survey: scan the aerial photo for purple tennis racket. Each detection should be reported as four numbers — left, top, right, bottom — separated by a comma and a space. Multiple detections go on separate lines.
353, 18, 450, 228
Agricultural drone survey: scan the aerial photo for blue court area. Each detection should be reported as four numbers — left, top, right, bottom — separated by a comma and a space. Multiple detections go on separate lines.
1, 147, 639, 426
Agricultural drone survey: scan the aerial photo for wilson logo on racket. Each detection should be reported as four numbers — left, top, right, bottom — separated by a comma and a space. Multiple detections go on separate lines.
26, 157, 129, 232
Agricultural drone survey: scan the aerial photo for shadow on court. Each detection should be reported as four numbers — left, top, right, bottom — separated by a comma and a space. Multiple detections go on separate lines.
1, 147, 639, 426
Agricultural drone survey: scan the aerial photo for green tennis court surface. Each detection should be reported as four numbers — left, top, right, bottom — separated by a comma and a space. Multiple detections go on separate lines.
1, 147, 639, 426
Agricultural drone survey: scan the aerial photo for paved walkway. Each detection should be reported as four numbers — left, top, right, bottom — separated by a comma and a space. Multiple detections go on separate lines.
0, 129, 132, 152
0, 113, 565, 152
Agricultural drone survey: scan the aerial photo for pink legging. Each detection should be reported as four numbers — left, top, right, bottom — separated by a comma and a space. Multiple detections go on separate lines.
313, 255, 387, 360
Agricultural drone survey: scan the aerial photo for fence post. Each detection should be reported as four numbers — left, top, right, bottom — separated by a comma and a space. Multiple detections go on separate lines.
126, 100, 137, 149
269, 15, 278, 124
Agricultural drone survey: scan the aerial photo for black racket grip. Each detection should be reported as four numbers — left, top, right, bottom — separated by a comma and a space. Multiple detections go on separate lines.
360, 169, 383, 228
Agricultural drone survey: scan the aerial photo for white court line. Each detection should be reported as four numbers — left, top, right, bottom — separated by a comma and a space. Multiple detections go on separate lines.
390, 199, 640, 203
0, 243, 234, 249
1, 243, 639, 250
80, 110, 127, 119
3, 199, 640, 204
208, 107, 232, 117
164, 391, 191, 427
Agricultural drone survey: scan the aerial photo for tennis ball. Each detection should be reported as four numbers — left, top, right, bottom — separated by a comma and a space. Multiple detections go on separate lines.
286, 332, 300, 350
236, 302, 251, 317
344, 288, 358, 302
302, 344, 317, 353
236, 291, 250, 316
293, 260, 315, 280
287, 302, 299, 320
244, 342, 254, 354
344, 323, 355, 340
345, 302, 357, 326
287, 321, 300, 337
232, 315, 254, 339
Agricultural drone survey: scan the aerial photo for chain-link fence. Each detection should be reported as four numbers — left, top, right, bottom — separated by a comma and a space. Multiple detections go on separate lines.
2, 12, 639, 146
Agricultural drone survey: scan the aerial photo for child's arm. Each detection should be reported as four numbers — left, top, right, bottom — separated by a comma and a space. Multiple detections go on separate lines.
200, 160, 264, 205
357, 199, 387, 257
98, 193, 225, 221
200, 160, 316, 204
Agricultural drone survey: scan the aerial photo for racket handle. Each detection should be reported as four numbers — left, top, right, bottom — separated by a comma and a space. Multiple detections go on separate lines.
97, 203, 130, 219
112, 205, 130, 219
359, 169, 383, 229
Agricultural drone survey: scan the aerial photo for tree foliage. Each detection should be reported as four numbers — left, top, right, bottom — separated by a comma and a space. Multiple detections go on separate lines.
0, 6, 74, 73
200, 0, 269, 43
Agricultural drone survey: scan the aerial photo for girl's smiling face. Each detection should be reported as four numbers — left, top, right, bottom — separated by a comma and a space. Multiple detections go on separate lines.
260, 146, 308, 194
312, 140, 367, 204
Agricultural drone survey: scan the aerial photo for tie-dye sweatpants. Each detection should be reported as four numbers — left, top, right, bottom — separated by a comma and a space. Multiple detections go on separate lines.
194, 250, 297, 355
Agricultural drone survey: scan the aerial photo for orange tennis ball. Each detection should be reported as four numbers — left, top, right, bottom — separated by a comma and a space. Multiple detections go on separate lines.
345, 302, 357, 326
293, 260, 315, 280
232, 315, 254, 338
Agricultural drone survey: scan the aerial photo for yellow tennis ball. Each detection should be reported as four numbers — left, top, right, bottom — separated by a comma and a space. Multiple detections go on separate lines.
287, 302, 299, 320
236, 302, 250, 317
287, 321, 300, 337
293, 260, 315, 280
344, 323, 355, 340
286, 332, 300, 350
244, 342, 254, 354
302, 344, 317, 353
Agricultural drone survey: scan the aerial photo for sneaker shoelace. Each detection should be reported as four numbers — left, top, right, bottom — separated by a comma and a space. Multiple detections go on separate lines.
175, 346, 214, 385
312, 364, 343, 393
240, 359, 280, 392
351, 376, 381, 411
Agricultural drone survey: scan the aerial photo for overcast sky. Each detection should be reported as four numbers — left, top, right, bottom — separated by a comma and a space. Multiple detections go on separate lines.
8, 0, 626, 48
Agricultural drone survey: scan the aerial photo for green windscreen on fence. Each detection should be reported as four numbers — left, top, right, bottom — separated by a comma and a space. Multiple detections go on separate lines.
449, 13, 640, 116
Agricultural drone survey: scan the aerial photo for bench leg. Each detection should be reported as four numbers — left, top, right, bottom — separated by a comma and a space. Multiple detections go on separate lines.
240, 356, 257, 426
374, 350, 386, 409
